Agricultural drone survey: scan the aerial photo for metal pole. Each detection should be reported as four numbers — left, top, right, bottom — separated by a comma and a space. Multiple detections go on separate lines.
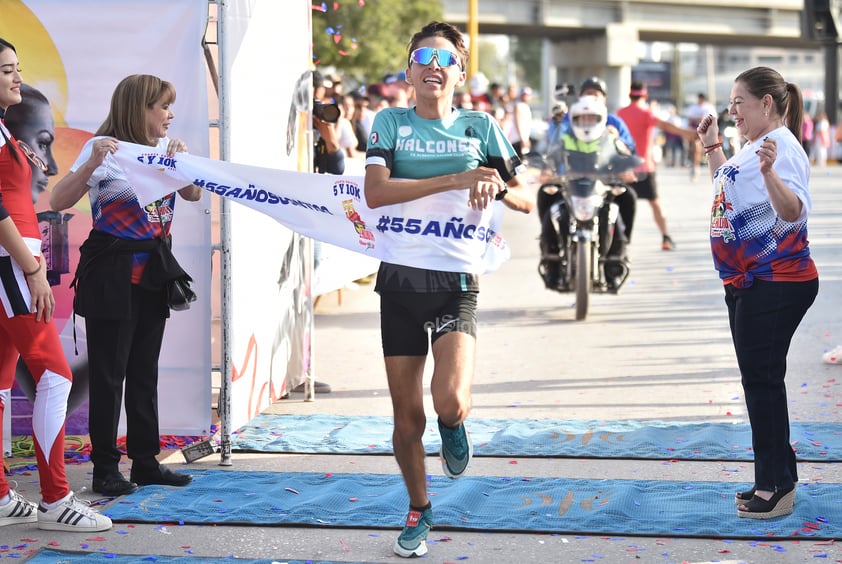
672, 44, 681, 107
825, 41, 839, 126
704, 44, 716, 107
216, 0, 233, 467
305, 235, 315, 402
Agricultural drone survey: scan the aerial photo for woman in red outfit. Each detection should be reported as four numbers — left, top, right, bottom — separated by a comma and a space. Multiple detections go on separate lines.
0, 37, 111, 532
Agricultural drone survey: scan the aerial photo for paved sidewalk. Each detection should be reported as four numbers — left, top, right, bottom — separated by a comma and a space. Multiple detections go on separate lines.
8, 165, 842, 563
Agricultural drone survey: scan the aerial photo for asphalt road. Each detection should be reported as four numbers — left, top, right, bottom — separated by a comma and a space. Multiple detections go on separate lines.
9, 164, 842, 564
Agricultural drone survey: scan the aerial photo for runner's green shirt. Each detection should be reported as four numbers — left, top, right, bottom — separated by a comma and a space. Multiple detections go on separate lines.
366, 107, 521, 292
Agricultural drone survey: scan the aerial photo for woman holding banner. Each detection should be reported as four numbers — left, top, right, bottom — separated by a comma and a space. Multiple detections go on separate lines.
0, 37, 112, 532
363, 21, 533, 558
50, 74, 201, 497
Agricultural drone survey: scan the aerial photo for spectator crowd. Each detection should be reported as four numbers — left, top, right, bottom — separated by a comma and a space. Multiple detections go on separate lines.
315, 67, 839, 176
313, 69, 539, 172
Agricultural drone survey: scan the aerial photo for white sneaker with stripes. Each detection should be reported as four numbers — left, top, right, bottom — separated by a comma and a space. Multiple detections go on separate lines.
0, 489, 37, 526
37, 492, 112, 532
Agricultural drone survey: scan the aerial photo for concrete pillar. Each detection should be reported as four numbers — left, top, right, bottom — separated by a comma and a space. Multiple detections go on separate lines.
543, 37, 558, 114
549, 23, 640, 112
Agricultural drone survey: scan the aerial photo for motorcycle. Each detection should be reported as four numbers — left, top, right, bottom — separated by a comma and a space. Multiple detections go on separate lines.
530, 134, 643, 321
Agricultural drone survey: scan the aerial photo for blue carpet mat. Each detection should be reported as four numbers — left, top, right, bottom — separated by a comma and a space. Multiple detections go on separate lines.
24, 550, 356, 564
105, 469, 841, 540
231, 414, 842, 462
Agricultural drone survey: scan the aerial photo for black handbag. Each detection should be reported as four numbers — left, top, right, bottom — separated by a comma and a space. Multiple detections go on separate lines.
167, 274, 197, 311
153, 201, 197, 311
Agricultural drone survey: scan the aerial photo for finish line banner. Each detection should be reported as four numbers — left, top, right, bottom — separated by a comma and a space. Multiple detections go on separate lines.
113, 142, 511, 274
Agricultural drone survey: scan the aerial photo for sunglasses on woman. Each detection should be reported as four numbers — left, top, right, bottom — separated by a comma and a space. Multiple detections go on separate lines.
409, 47, 462, 70
18, 140, 48, 173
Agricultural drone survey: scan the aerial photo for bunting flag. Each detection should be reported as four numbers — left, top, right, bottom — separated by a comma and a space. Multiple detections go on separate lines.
112, 142, 512, 274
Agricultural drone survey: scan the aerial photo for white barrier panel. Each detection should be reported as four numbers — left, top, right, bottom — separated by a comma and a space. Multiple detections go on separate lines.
219, 0, 315, 427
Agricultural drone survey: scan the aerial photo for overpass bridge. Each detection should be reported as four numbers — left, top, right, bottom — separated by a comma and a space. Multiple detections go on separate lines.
441, 0, 837, 118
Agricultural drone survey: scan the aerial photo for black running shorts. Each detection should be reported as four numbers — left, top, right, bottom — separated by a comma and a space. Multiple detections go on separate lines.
629, 171, 658, 200
379, 291, 478, 357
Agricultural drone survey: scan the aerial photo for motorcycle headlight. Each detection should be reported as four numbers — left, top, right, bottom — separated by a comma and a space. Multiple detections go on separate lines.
570, 195, 602, 221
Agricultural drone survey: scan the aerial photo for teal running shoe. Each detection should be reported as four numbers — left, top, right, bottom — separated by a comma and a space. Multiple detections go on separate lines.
393, 506, 433, 558
438, 419, 472, 479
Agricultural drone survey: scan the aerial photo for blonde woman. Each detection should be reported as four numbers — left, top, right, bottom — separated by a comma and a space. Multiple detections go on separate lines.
51, 74, 201, 497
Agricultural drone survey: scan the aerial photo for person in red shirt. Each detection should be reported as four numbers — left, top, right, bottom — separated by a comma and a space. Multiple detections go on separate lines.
617, 81, 696, 250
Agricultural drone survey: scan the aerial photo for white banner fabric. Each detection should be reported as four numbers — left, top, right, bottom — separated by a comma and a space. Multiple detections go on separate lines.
113, 144, 512, 274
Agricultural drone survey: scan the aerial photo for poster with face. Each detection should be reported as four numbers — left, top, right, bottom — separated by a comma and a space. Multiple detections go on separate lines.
0, 0, 212, 437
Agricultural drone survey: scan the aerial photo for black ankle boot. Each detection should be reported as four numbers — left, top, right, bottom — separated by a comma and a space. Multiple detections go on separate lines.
130, 464, 192, 487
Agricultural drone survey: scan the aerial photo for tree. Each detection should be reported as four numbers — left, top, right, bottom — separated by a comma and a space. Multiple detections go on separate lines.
510, 35, 542, 91
312, 0, 443, 85
476, 37, 508, 84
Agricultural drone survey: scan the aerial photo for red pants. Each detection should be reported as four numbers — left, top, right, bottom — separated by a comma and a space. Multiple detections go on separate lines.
0, 307, 72, 503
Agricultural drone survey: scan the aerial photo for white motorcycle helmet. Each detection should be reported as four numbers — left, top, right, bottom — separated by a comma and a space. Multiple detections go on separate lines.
570, 95, 608, 142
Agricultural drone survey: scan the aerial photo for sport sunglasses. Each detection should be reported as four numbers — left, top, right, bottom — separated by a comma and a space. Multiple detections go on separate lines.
409, 47, 462, 70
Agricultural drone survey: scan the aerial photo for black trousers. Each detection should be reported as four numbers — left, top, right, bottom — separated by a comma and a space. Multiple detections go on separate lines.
724, 277, 818, 492
86, 284, 167, 476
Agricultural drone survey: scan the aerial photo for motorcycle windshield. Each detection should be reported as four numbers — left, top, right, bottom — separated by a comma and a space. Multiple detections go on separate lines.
563, 138, 643, 179
564, 151, 600, 175
567, 176, 598, 197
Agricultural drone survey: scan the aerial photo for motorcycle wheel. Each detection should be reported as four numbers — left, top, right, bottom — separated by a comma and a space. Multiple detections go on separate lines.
575, 240, 591, 321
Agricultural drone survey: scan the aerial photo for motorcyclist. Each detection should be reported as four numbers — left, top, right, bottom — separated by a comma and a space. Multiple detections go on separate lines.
538, 96, 633, 292
571, 77, 638, 245
538, 77, 634, 235
568, 77, 636, 149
